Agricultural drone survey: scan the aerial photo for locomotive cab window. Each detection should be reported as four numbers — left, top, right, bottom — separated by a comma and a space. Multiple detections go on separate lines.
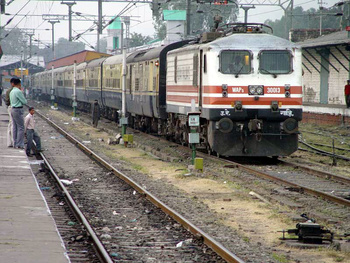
220, 50, 251, 75
259, 50, 291, 74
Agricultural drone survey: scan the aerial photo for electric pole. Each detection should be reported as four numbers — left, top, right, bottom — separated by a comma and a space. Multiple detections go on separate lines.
48, 20, 60, 59
61, 1, 76, 41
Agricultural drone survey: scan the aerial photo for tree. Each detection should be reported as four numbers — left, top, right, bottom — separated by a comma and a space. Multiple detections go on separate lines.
34, 38, 85, 63
129, 33, 152, 48
98, 38, 107, 53
55, 38, 85, 58
151, 1, 238, 40
265, 6, 343, 39
0, 28, 27, 55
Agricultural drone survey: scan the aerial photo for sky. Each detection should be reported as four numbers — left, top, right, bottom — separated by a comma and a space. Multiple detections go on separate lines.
0, 0, 343, 50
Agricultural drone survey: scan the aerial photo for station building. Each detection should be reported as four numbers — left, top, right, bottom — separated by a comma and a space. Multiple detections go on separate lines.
0, 55, 45, 88
299, 30, 350, 125
46, 50, 110, 70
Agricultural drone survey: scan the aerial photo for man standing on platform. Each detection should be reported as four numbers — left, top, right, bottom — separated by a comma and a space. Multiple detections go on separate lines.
24, 107, 41, 157
5, 78, 15, 147
10, 78, 27, 149
92, 100, 100, 128
345, 80, 350, 108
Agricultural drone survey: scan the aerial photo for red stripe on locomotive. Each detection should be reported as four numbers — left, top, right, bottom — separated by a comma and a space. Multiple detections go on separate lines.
202, 85, 302, 94
202, 97, 302, 105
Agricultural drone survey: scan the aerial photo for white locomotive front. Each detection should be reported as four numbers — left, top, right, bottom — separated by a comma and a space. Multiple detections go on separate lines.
166, 24, 302, 156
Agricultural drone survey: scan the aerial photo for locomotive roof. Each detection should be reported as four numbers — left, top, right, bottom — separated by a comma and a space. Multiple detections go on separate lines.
169, 33, 298, 55
208, 33, 298, 49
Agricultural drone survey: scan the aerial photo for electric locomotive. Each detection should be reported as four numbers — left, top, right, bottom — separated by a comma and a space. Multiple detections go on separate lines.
166, 23, 302, 156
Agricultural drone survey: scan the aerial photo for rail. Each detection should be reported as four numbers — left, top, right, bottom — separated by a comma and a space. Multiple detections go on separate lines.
39, 153, 113, 263
218, 158, 350, 207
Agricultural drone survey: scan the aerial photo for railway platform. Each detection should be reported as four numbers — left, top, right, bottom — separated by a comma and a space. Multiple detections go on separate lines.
302, 103, 350, 126
0, 104, 68, 262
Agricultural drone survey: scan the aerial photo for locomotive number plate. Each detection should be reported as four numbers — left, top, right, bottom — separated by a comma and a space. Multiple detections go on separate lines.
266, 87, 281, 93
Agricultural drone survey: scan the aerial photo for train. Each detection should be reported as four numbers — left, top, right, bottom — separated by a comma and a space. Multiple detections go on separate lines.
31, 23, 302, 157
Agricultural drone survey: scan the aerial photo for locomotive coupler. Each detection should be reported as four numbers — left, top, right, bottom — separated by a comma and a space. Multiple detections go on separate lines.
248, 119, 263, 141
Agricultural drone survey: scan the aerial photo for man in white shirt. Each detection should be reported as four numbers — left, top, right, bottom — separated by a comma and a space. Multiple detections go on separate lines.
24, 107, 42, 157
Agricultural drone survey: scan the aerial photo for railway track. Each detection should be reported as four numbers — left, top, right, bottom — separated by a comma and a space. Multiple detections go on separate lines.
220, 157, 350, 207
32, 154, 113, 263
33, 108, 245, 263
298, 141, 350, 161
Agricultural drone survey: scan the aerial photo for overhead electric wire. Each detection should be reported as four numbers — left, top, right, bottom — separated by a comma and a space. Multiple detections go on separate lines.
102, 2, 135, 30
130, 19, 153, 28
72, 1, 135, 41
32, 36, 51, 48
237, 0, 321, 19
72, 29, 96, 49
2, 11, 30, 40
3, 0, 31, 27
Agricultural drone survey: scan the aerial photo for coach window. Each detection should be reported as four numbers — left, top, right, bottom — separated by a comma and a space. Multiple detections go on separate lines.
259, 50, 291, 74
220, 50, 251, 75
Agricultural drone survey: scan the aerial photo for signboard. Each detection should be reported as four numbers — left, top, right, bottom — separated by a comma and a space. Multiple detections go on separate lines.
14, 69, 29, 76
188, 115, 200, 127
189, 133, 199, 144
346, 26, 350, 31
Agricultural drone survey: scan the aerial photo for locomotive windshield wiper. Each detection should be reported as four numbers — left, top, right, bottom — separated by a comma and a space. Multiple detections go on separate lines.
260, 68, 277, 78
234, 65, 244, 78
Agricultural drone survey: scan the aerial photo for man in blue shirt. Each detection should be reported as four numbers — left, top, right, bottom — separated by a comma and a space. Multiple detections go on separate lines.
10, 78, 27, 149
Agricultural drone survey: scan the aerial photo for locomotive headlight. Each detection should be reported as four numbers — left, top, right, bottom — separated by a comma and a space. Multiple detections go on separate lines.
256, 86, 264, 95
248, 86, 256, 94
248, 85, 264, 95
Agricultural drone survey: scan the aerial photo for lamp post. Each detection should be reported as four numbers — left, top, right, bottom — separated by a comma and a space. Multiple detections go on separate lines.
48, 20, 60, 59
